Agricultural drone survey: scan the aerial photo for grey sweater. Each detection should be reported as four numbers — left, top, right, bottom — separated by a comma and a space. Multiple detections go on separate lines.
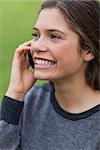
0, 82, 100, 150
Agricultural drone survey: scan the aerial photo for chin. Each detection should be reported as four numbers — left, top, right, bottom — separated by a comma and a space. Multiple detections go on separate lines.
34, 69, 58, 81
34, 72, 50, 80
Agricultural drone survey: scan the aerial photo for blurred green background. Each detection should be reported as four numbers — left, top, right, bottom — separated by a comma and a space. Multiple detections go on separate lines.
0, 0, 44, 104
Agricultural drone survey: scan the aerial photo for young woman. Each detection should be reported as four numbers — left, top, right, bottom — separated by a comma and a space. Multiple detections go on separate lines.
0, 0, 100, 149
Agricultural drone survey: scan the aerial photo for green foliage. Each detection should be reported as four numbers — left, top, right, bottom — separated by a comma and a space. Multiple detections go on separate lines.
0, 0, 43, 104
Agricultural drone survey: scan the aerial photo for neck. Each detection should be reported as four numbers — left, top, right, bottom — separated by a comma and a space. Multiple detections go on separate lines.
53, 77, 100, 114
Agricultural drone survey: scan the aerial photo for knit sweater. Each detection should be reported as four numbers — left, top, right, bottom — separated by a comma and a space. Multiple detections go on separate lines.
0, 82, 100, 150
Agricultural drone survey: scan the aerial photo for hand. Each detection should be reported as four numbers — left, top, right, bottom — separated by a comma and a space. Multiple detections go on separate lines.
6, 41, 37, 101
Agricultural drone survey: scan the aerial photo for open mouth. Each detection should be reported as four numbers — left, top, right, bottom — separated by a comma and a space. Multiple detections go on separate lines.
34, 58, 56, 68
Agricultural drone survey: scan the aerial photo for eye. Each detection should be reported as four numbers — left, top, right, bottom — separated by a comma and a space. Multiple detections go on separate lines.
50, 34, 62, 40
32, 33, 40, 41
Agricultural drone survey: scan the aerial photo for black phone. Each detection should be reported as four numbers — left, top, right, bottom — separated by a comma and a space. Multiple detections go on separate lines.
28, 52, 34, 69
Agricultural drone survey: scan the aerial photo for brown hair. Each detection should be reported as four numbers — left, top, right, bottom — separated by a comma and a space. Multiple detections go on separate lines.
40, 0, 100, 90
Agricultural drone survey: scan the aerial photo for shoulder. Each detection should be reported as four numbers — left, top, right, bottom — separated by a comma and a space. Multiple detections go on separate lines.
23, 82, 52, 106
26, 81, 52, 97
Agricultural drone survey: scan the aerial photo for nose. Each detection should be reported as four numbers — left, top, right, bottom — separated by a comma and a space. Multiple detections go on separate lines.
31, 38, 48, 53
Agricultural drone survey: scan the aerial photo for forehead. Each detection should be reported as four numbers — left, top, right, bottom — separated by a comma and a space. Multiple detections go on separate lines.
35, 8, 71, 31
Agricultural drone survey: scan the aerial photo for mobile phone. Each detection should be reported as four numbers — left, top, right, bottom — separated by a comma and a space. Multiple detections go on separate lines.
28, 52, 34, 69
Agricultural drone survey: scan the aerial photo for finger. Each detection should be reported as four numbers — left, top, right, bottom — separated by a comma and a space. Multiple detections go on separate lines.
19, 40, 32, 47
15, 46, 31, 59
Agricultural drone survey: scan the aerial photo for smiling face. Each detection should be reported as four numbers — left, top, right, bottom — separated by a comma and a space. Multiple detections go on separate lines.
31, 8, 87, 82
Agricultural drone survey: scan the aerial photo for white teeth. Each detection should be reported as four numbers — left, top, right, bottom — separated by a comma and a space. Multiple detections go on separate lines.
35, 59, 54, 66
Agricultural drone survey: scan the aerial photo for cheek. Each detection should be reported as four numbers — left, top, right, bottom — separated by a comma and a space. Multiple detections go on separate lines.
50, 40, 82, 64
54, 45, 83, 68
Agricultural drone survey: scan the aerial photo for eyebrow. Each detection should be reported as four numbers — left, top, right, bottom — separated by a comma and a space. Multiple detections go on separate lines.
32, 27, 66, 36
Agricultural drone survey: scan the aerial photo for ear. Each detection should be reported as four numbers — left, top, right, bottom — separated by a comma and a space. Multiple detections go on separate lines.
82, 51, 95, 62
